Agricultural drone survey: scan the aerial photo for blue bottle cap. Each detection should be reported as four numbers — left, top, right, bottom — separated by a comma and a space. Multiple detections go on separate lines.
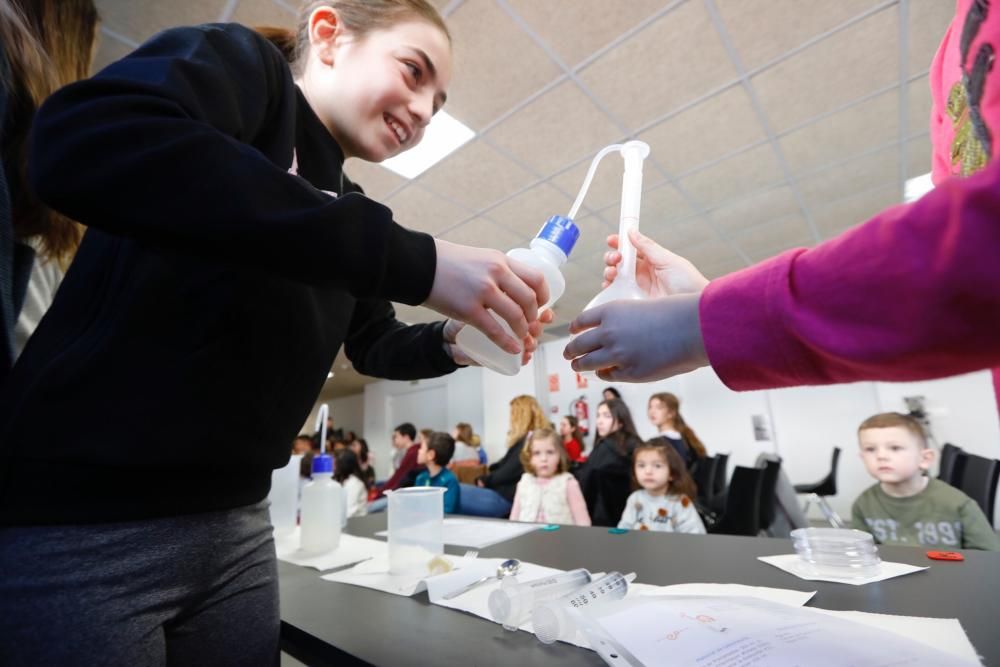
535, 215, 579, 257
312, 453, 333, 474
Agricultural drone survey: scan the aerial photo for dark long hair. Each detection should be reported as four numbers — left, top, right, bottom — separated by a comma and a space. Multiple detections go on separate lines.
596, 398, 641, 457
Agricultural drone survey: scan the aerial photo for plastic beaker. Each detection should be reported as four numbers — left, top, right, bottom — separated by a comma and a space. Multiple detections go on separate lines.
388, 487, 445, 574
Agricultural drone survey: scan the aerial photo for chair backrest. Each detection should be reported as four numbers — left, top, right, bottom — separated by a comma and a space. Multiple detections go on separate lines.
692, 455, 717, 505
758, 459, 782, 530
954, 453, 1000, 524
938, 443, 963, 484
814, 447, 841, 496
711, 466, 764, 536
450, 463, 487, 486
712, 453, 729, 496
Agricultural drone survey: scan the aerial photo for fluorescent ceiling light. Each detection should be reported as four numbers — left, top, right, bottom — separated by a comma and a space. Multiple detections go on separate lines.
381, 111, 475, 179
904, 172, 934, 203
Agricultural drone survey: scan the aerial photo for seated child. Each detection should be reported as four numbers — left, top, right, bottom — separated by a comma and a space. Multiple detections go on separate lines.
415, 432, 461, 514
510, 429, 591, 526
852, 413, 999, 550
618, 442, 704, 533
334, 449, 369, 519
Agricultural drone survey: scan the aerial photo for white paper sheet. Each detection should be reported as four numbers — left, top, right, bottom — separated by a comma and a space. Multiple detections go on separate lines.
274, 528, 387, 571
374, 518, 542, 549
758, 553, 928, 585
629, 582, 815, 608
591, 596, 979, 666
321, 554, 486, 597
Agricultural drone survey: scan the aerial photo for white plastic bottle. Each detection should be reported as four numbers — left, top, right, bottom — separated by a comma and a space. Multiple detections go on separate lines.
299, 453, 343, 553
456, 215, 579, 375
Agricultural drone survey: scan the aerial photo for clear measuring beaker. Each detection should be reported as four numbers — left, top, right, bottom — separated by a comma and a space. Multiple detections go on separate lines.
532, 571, 634, 644
488, 568, 593, 631
388, 487, 445, 574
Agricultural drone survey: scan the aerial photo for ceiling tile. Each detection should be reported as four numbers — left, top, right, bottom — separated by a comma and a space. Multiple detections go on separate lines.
439, 217, 523, 250
716, 0, 885, 71
442, 1, 563, 129
908, 0, 955, 75
678, 144, 785, 209
95, 0, 224, 44
392, 303, 440, 325
680, 239, 744, 269
487, 183, 574, 241
708, 185, 801, 233
505, 0, 669, 69
700, 255, 748, 280
906, 135, 933, 181
418, 139, 536, 211
907, 76, 933, 136
752, 7, 898, 133
569, 214, 618, 258
231, 0, 295, 28
638, 182, 698, 229
92, 31, 134, 73
550, 151, 644, 215
796, 146, 898, 210
637, 86, 765, 176
654, 216, 719, 250
731, 214, 814, 262
344, 158, 406, 201
560, 260, 602, 301
484, 80, 624, 175
779, 89, 898, 173
578, 1, 737, 131
385, 184, 469, 235
812, 184, 900, 239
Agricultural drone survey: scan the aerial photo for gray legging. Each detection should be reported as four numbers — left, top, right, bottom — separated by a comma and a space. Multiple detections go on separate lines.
0, 500, 278, 666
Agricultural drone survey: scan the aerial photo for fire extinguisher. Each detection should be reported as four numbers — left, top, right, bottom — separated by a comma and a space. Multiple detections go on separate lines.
571, 395, 590, 436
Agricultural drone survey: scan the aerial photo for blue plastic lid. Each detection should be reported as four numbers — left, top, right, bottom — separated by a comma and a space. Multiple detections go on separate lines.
312, 453, 333, 474
535, 215, 579, 257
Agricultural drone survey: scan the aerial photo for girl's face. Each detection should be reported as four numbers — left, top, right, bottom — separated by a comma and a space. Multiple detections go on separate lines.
559, 418, 571, 438
647, 398, 674, 428
635, 449, 671, 495
595, 404, 618, 438
301, 11, 452, 162
529, 437, 560, 479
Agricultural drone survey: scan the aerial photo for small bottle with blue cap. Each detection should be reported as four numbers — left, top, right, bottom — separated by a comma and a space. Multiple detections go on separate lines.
300, 452, 343, 553
456, 215, 580, 376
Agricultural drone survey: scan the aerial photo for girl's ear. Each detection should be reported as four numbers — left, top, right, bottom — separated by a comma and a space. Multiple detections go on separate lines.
308, 6, 343, 67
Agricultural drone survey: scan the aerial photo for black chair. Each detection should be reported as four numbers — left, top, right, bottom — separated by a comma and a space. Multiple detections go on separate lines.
709, 466, 764, 536
709, 453, 729, 515
692, 455, 718, 507
952, 453, 1000, 524
794, 447, 843, 527
938, 443, 963, 484
757, 458, 781, 535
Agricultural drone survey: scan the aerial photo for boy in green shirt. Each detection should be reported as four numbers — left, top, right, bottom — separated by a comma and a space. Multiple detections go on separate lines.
851, 412, 999, 551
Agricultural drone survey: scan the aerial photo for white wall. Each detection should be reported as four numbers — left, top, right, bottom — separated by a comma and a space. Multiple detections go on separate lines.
362, 368, 485, 480
302, 393, 365, 439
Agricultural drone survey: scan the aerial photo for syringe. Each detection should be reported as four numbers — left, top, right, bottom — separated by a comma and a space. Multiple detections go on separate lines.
488, 569, 593, 631
532, 571, 636, 645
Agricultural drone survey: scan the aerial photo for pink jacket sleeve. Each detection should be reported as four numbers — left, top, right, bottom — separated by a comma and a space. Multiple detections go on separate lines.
700, 158, 1000, 391
565, 477, 592, 527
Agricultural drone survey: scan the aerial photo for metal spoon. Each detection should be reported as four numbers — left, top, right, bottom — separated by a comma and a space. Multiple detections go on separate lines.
442, 558, 522, 600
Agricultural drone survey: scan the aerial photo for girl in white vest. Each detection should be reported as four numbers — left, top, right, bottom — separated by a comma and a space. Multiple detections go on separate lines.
509, 429, 591, 526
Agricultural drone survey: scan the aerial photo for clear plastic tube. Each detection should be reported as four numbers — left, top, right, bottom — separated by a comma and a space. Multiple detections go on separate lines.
532, 572, 634, 645
568, 144, 624, 220
487, 569, 592, 631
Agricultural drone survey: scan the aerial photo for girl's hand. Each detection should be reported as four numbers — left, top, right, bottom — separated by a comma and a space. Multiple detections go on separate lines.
442, 309, 555, 366
563, 294, 709, 383
427, 240, 550, 355
603, 229, 709, 297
